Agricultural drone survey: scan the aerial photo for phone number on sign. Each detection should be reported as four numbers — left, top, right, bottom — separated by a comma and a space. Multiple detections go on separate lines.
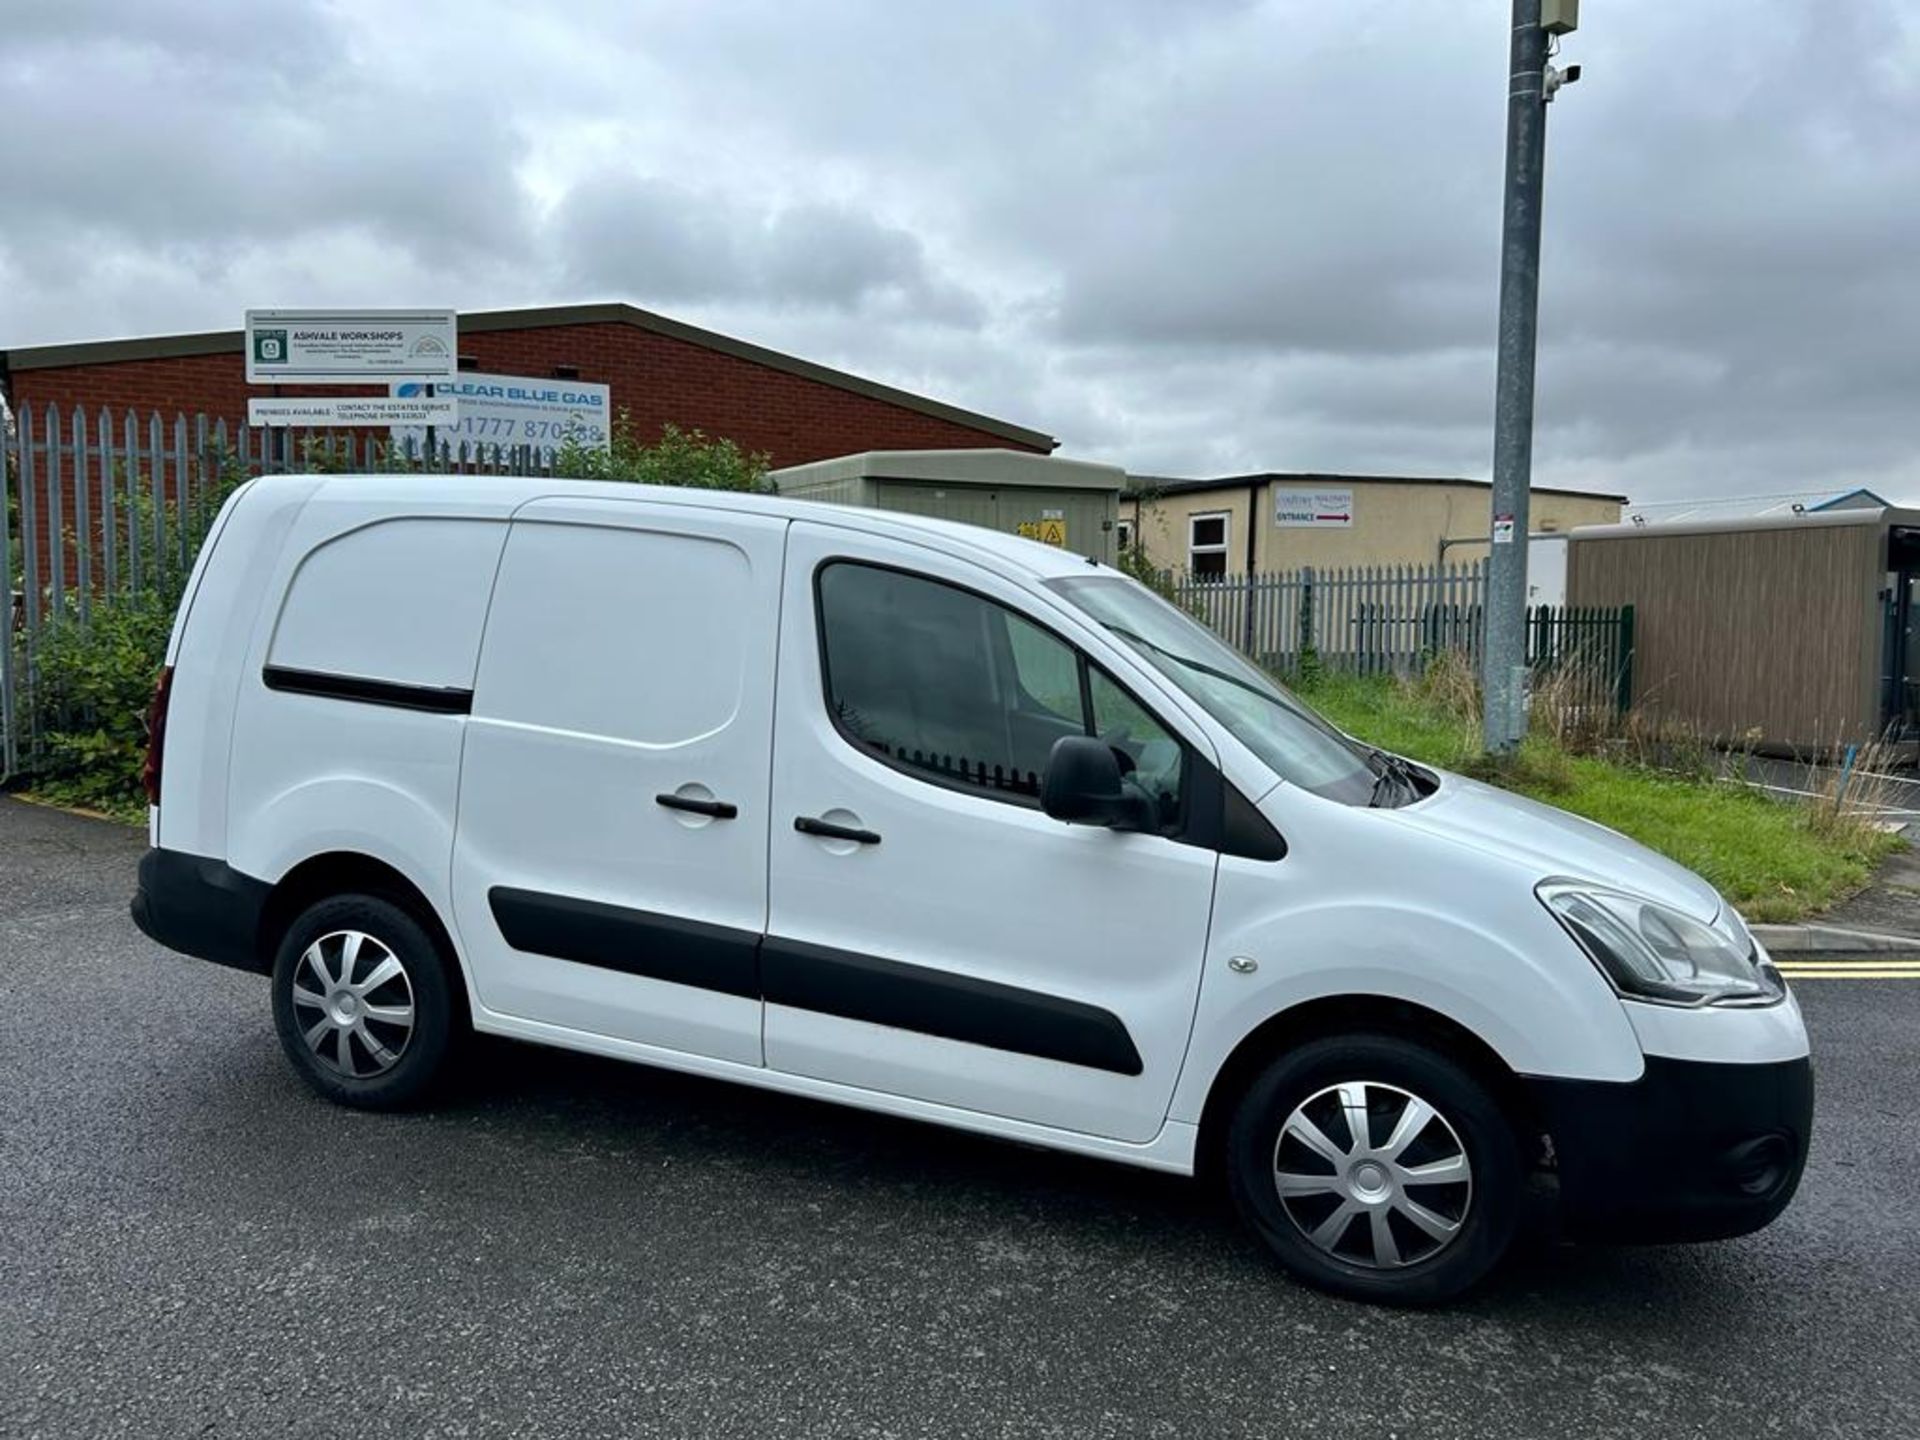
443, 417, 606, 441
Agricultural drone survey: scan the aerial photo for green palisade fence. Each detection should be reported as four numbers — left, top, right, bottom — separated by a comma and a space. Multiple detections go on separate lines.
1174, 565, 1634, 712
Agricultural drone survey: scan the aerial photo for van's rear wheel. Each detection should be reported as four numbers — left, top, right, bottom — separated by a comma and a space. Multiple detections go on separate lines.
270, 894, 456, 1109
1226, 1033, 1522, 1304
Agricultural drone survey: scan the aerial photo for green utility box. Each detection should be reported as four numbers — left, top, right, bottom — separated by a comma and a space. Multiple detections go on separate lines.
769, 449, 1126, 564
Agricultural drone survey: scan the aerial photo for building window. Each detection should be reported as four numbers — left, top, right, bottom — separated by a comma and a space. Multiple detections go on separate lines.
1116, 519, 1134, 551
1188, 512, 1230, 577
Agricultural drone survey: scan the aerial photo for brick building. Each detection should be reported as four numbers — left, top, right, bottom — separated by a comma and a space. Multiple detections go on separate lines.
0, 301, 1054, 466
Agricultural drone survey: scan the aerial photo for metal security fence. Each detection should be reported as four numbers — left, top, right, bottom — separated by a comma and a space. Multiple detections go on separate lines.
1173, 563, 1634, 712
1528, 602, 1637, 717
1175, 562, 1492, 674
2, 404, 554, 781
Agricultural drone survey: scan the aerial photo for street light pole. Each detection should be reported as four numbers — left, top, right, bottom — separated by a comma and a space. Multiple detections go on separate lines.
1482, 0, 1554, 752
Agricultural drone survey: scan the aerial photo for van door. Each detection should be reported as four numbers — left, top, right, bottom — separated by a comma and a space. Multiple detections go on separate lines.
763, 522, 1220, 1144
449, 498, 784, 1066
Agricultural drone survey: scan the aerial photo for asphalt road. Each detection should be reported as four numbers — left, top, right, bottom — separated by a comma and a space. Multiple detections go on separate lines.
3, 796, 1917, 1440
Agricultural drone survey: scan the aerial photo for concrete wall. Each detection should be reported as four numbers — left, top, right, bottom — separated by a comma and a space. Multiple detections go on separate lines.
1121, 479, 1622, 577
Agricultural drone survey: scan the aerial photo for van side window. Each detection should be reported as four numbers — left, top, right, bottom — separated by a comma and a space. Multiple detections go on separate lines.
816, 562, 1185, 822
269, 518, 505, 691
474, 522, 751, 743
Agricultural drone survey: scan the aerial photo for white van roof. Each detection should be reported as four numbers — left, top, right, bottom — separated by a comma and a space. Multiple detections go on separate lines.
261, 472, 1107, 583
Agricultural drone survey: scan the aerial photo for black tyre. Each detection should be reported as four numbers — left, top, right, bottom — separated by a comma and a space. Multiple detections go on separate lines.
1225, 1032, 1523, 1305
270, 893, 459, 1110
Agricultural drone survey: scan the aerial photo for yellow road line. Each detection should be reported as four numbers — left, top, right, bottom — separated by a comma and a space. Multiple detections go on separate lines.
1775, 957, 1920, 968
1778, 968, 1920, 979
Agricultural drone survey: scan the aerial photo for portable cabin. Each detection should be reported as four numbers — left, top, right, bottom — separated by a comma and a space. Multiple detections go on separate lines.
1566, 506, 1920, 755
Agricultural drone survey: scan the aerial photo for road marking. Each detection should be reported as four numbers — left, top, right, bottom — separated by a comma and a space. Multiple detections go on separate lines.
1777, 961, 1920, 980
1766, 960, 1920, 971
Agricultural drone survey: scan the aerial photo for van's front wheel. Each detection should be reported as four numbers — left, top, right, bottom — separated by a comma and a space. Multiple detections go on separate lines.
1226, 1034, 1522, 1304
270, 894, 457, 1109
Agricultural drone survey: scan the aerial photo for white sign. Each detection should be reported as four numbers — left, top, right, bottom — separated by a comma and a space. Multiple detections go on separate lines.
390, 371, 611, 457
1493, 512, 1517, 544
245, 309, 457, 383
247, 396, 458, 428
1274, 488, 1355, 528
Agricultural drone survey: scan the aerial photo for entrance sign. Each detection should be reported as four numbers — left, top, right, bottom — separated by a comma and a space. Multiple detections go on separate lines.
1274, 488, 1354, 528
389, 372, 611, 457
247, 396, 458, 427
245, 309, 457, 383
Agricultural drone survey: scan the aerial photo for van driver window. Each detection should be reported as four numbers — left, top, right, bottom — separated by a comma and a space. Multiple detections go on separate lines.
816, 562, 1184, 822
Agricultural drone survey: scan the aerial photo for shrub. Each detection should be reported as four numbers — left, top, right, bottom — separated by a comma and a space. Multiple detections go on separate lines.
27, 596, 177, 814
552, 415, 771, 491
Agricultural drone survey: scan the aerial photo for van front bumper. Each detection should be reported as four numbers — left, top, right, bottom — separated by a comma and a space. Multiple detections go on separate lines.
131, 847, 272, 975
1526, 1055, 1813, 1243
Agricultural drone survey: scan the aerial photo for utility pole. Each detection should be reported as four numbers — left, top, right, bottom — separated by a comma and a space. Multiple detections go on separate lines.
1482, 0, 1579, 752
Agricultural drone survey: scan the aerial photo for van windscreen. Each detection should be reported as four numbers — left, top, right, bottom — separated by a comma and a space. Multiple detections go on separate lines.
1046, 575, 1380, 807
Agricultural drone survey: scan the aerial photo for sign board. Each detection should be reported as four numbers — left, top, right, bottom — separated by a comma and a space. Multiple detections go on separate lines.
1274, 488, 1354, 528
1493, 513, 1516, 545
247, 395, 458, 428
245, 309, 457, 383
389, 372, 611, 457
1017, 518, 1068, 547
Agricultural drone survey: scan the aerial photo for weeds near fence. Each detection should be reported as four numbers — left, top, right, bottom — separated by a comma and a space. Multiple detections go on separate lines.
1802, 741, 1908, 850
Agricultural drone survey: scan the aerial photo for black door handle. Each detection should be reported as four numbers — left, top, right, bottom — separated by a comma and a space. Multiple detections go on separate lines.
794, 815, 882, 845
656, 793, 738, 819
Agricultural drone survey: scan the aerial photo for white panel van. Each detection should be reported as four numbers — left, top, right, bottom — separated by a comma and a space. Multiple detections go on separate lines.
132, 474, 1812, 1303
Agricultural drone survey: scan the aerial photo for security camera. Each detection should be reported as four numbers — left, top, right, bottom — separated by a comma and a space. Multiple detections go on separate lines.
1544, 63, 1583, 101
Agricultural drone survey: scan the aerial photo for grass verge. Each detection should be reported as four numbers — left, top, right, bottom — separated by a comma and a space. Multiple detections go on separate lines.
1299, 670, 1901, 923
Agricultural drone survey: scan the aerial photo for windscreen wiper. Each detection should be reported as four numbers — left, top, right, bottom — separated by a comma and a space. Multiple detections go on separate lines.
1367, 748, 1422, 808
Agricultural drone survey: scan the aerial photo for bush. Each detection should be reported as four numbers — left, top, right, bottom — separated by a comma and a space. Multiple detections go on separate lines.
28, 597, 177, 815
20, 456, 243, 817
552, 415, 770, 491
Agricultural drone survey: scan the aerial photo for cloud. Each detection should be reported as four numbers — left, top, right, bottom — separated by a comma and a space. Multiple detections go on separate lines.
552, 175, 982, 323
0, 0, 531, 283
2, 0, 1917, 503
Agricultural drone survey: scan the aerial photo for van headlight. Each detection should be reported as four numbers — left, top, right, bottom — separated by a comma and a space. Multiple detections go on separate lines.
1537, 881, 1785, 1008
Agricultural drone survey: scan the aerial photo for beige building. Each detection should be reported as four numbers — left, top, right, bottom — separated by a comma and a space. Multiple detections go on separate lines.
1120, 473, 1625, 577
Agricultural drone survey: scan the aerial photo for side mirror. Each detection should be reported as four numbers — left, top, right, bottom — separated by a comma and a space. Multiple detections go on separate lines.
1041, 735, 1156, 832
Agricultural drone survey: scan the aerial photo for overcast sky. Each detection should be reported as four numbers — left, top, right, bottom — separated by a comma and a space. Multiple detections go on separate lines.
2, 0, 1915, 502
